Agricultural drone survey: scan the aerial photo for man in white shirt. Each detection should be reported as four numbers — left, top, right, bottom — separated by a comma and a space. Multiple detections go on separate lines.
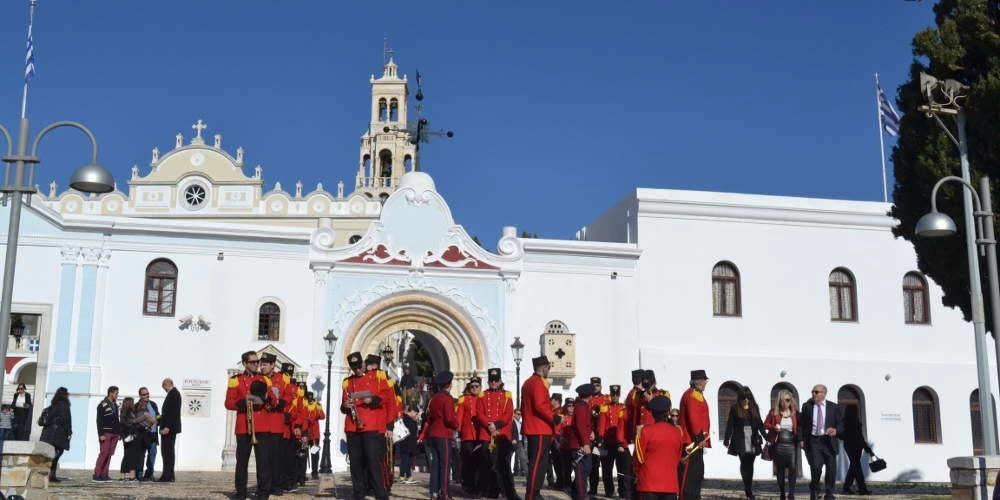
798, 385, 844, 500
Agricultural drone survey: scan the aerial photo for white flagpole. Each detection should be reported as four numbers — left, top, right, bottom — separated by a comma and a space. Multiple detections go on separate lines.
875, 73, 888, 203
21, 0, 37, 119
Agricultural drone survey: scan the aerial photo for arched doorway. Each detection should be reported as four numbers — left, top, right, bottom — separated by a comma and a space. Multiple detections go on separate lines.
717, 381, 742, 439
836, 384, 867, 480
971, 389, 998, 455
341, 291, 486, 397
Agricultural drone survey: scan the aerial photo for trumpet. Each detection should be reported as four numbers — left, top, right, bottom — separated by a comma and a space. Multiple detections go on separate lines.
247, 400, 257, 445
681, 432, 708, 464
348, 390, 373, 431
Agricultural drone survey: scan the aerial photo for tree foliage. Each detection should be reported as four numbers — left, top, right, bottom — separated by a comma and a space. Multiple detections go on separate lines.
890, 0, 1000, 330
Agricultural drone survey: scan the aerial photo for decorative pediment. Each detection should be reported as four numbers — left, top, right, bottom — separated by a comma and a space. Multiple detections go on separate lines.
310, 171, 521, 276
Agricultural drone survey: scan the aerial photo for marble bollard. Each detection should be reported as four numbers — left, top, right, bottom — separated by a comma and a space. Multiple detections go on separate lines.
948, 455, 1000, 499
1, 440, 56, 500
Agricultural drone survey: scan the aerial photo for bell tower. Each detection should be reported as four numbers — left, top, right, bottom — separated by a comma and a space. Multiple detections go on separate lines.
355, 52, 417, 201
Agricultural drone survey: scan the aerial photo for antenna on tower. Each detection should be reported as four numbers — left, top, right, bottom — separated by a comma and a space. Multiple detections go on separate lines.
382, 36, 395, 65
382, 69, 453, 172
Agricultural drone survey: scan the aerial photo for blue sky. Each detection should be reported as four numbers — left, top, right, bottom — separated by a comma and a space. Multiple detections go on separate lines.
0, 2, 934, 246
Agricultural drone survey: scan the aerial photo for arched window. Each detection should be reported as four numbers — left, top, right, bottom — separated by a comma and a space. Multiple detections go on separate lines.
717, 381, 742, 437
837, 384, 866, 433
379, 149, 393, 179
913, 387, 941, 443
257, 302, 280, 341
903, 272, 931, 324
711, 261, 741, 317
970, 389, 998, 455
829, 268, 857, 322
143, 259, 177, 316
378, 98, 387, 121
362, 155, 372, 179
349, 235, 362, 244
389, 98, 399, 121
404, 155, 413, 172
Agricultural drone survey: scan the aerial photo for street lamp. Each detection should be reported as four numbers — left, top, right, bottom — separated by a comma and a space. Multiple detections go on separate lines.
0, 118, 113, 419
916, 71, 998, 454
510, 336, 524, 407
319, 329, 338, 474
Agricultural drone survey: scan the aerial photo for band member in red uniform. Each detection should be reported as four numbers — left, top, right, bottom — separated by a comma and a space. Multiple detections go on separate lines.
678, 370, 711, 500
224, 351, 275, 500
457, 376, 484, 496
566, 384, 595, 500
306, 392, 324, 479
257, 354, 292, 494
599, 384, 630, 498
425, 371, 458, 499
341, 352, 390, 500
556, 398, 575, 490
548, 393, 564, 488
521, 355, 558, 500
633, 395, 683, 500
364, 354, 398, 491
624, 369, 645, 444
475, 368, 518, 500
588, 377, 610, 495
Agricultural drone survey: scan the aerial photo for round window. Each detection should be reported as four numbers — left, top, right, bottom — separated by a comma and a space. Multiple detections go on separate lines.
183, 184, 208, 210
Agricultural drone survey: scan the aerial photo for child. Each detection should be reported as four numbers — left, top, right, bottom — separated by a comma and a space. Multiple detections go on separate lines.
0, 405, 14, 449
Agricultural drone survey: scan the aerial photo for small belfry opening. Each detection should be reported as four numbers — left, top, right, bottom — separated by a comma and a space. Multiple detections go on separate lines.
378, 98, 388, 121
404, 154, 412, 172
390, 99, 399, 122
379, 149, 393, 180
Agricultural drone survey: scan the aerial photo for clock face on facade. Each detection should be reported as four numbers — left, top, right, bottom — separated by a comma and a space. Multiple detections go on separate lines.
190, 153, 205, 167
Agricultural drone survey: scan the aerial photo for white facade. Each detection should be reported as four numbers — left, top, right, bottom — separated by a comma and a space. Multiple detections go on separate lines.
0, 58, 984, 482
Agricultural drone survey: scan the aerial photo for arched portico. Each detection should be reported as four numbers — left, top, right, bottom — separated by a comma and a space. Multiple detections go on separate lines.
341, 291, 486, 392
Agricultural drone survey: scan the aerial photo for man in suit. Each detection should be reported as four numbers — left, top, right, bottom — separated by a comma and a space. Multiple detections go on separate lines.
798, 384, 844, 500
159, 378, 183, 482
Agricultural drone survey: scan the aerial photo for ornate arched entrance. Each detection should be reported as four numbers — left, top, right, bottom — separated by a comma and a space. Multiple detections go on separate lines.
341, 291, 486, 394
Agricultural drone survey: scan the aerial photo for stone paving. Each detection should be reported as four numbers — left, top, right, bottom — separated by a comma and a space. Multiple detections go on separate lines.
44, 469, 952, 499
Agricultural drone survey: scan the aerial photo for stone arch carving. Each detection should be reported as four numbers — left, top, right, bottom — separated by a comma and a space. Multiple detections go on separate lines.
341, 291, 486, 392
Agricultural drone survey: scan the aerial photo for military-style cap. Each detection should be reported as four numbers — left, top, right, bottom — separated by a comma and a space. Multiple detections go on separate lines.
590, 377, 601, 385
433, 371, 454, 385
365, 354, 382, 366
648, 395, 671, 413
565, 397, 575, 406
488, 368, 502, 382
551, 393, 563, 403
347, 352, 364, 369
631, 369, 644, 385
469, 375, 482, 385
576, 384, 595, 397
690, 369, 709, 380
609, 384, 621, 396
532, 355, 551, 368
259, 353, 276, 364
643, 370, 656, 385
281, 363, 294, 375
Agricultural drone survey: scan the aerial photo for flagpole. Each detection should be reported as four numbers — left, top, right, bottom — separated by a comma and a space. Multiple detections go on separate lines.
21, 0, 37, 120
875, 73, 888, 203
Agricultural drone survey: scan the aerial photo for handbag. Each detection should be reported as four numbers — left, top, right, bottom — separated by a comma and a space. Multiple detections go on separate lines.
761, 442, 774, 461
869, 455, 887, 472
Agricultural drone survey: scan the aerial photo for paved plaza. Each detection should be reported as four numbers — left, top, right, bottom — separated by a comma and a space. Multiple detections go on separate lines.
43, 469, 950, 499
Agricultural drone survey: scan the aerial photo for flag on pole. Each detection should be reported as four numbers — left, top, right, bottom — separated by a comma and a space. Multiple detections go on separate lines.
878, 85, 901, 136
24, 3, 36, 82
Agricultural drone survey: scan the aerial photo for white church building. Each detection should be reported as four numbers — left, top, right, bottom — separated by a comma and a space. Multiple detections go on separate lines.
0, 57, 990, 482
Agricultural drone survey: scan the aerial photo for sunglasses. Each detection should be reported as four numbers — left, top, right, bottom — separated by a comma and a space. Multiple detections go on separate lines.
783, 398, 791, 402
246, 360, 260, 364
812, 390, 822, 394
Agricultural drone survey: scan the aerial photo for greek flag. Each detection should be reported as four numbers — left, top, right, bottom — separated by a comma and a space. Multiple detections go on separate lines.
24, 15, 35, 82
878, 86, 900, 136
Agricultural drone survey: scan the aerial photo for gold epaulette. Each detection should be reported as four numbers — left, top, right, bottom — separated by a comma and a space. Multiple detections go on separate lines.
342, 378, 350, 389
228, 374, 239, 388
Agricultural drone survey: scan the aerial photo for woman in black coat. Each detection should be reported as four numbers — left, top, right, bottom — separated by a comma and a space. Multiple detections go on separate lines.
11, 383, 32, 441
723, 386, 766, 500
841, 405, 873, 495
39, 387, 72, 482
396, 406, 420, 483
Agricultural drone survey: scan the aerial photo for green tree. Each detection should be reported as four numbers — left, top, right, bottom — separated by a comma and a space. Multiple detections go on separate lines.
890, 0, 1000, 330
520, 231, 539, 239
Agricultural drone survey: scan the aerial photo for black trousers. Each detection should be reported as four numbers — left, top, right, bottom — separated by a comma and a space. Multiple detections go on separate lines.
346, 431, 388, 500
310, 439, 320, 477
805, 437, 837, 497
484, 438, 518, 499
525, 435, 551, 500
843, 447, 867, 492
681, 448, 703, 500
739, 454, 756, 494
461, 440, 486, 494
589, 447, 600, 493
160, 433, 177, 480
639, 493, 678, 500
235, 433, 271, 498
601, 444, 629, 497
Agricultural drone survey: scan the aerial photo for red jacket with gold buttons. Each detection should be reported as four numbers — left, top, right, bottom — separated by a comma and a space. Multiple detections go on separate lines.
633, 422, 683, 493
474, 388, 514, 441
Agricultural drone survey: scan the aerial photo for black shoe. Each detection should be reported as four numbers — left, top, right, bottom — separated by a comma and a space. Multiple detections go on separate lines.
157, 477, 175, 482
843, 487, 856, 495
858, 489, 873, 496
49, 476, 61, 483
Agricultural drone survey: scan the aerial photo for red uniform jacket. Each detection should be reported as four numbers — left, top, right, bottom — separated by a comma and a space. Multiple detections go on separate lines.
341, 373, 388, 433
633, 422, 683, 493
637, 388, 670, 428
427, 391, 459, 439
763, 410, 798, 444
265, 372, 294, 438
625, 386, 642, 443
598, 402, 627, 445
564, 401, 592, 450
309, 401, 325, 440
475, 388, 514, 441
520, 374, 555, 436
225, 372, 275, 434
366, 369, 399, 430
678, 387, 711, 447
456, 393, 481, 441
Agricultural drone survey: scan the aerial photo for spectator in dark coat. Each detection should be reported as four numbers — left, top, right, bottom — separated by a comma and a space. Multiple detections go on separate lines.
158, 378, 182, 482
11, 383, 32, 441
841, 405, 873, 495
396, 406, 420, 483
39, 387, 72, 482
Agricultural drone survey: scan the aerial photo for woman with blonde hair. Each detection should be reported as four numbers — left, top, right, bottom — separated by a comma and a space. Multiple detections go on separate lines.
764, 390, 799, 500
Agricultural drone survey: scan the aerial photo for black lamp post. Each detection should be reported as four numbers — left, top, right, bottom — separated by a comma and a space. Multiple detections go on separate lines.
319, 329, 338, 474
510, 337, 524, 407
